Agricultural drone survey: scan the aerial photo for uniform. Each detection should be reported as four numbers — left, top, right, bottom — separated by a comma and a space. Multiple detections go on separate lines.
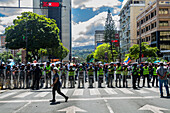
108, 66, 114, 88
0, 65, 5, 89
19, 66, 26, 89
61, 68, 67, 88
115, 65, 122, 87
5, 66, 11, 89
87, 67, 94, 88
98, 67, 104, 88
12, 67, 19, 89
78, 67, 84, 88
122, 66, 128, 88
132, 65, 138, 89
26, 65, 32, 88
137, 67, 141, 87
143, 66, 150, 87
40, 65, 45, 88
152, 66, 158, 87
68, 67, 75, 88
45, 65, 51, 88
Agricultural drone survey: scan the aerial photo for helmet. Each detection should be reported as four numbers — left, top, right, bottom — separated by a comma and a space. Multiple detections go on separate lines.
133, 62, 138, 65
53, 67, 59, 71
27, 62, 31, 65
90, 64, 93, 66
116, 62, 120, 64
100, 64, 103, 67
110, 62, 114, 65
79, 64, 83, 67
62, 67, 66, 70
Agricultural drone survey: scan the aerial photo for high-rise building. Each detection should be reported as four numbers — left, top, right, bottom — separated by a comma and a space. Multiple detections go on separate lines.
136, 0, 170, 61
33, 0, 72, 61
94, 30, 105, 48
119, 0, 155, 60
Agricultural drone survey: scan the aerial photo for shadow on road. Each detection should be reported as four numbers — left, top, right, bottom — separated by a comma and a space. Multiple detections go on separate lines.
50, 101, 61, 105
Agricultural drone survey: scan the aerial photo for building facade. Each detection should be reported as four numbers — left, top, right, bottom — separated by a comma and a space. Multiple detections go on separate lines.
136, 0, 170, 61
119, 0, 155, 60
94, 30, 105, 48
33, 0, 72, 61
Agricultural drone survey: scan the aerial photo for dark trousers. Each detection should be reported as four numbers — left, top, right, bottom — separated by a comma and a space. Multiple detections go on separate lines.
137, 76, 141, 87
152, 75, 158, 87
143, 74, 150, 87
116, 74, 121, 87
52, 87, 66, 101
32, 78, 39, 89
123, 75, 127, 87
95, 71, 97, 81
132, 75, 137, 89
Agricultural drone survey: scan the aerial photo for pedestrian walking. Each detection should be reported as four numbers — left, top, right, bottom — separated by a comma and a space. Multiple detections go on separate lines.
157, 62, 170, 97
50, 67, 69, 103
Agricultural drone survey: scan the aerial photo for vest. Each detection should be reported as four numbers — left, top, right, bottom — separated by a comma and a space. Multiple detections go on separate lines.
88, 68, 93, 76
143, 67, 149, 75
132, 67, 137, 75
69, 69, 75, 76
123, 67, 128, 75
137, 68, 140, 76
108, 67, 114, 75
40, 66, 44, 75
116, 66, 121, 74
46, 66, 51, 74
98, 68, 104, 76
153, 67, 157, 76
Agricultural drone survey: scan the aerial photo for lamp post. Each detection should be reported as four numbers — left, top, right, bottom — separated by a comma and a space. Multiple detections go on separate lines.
139, 20, 142, 63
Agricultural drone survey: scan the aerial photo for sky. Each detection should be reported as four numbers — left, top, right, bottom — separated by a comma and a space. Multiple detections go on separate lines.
0, 0, 128, 47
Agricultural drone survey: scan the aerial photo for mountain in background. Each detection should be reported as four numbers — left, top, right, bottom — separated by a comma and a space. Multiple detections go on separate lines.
72, 45, 95, 50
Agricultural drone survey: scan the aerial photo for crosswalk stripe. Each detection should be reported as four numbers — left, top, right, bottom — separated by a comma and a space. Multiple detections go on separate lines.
62, 89, 68, 95
135, 89, 149, 94
104, 88, 118, 95
90, 89, 100, 95
13, 92, 33, 98
118, 88, 134, 94
145, 88, 159, 93
73, 89, 84, 96
0, 92, 17, 99
34, 92, 50, 97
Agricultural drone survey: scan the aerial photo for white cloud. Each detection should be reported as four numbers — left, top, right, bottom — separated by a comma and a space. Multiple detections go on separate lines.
121, 0, 128, 9
73, 0, 121, 11
73, 12, 120, 47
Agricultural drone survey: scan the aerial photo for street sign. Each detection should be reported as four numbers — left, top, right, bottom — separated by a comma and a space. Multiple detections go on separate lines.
58, 106, 86, 113
115, 43, 119, 47
139, 104, 169, 113
42, 2, 60, 7
115, 34, 119, 39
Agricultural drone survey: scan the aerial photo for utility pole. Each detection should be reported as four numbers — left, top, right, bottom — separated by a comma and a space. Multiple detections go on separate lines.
25, 16, 28, 64
139, 20, 142, 63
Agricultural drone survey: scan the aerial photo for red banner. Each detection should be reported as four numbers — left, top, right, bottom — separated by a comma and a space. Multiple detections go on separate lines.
42, 2, 60, 7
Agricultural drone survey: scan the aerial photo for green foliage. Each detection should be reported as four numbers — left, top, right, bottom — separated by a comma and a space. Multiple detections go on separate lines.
0, 51, 14, 63
14, 50, 22, 63
127, 42, 159, 60
94, 43, 118, 63
86, 52, 94, 63
5, 12, 61, 61
104, 10, 117, 43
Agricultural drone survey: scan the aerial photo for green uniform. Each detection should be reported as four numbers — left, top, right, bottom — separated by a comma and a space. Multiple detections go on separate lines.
98, 68, 104, 88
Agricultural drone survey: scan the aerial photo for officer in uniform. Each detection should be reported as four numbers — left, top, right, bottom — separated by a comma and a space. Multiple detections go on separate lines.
78, 64, 84, 88
40, 64, 45, 88
45, 62, 51, 88
5, 65, 11, 89
123, 64, 128, 88
98, 64, 104, 88
143, 62, 151, 88
68, 64, 75, 88
152, 63, 158, 87
115, 62, 122, 87
132, 62, 138, 89
19, 64, 26, 89
137, 65, 141, 88
0, 62, 5, 90
87, 64, 94, 88
26, 63, 32, 89
108, 62, 115, 88
61, 65, 67, 88
12, 66, 19, 89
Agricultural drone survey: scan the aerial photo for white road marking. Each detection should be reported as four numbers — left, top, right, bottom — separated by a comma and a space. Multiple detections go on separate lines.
104, 99, 114, 113
58, 106, 86, 113
104, 88, 117, 95
73, 89, 84, 96
13, 92, 33, 98
89, 89, 100, 95
145, 88, 159, 93
62, 89, 68, 95
34, 92, 50, 97
0, 96, 159, 103
0, 92, 17, 99
135, 89, 149, 94
118, 88, 134, 94
13, 102, 31, 113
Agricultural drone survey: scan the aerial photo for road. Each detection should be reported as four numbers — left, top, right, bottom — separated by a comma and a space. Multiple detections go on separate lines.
0, 82, 170, 113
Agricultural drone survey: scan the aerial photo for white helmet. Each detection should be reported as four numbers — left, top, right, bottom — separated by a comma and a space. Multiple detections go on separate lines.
53, 67, 59, 71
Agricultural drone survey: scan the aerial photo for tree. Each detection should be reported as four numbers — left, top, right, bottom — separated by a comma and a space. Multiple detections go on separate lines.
127, 42, 159, 60
5, 12, 61, 61
14, 50, 22, 63
104, 9, 117, 43
86, 52, 94, 63
93, 43, 117, 63
0, 51, 14, 63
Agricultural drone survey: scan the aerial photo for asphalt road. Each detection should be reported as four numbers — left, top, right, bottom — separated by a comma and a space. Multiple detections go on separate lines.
0, 81, 170, 113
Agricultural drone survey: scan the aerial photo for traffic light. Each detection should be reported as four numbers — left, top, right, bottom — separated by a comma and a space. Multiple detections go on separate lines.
23, 35, 25, 40
111, 40, 119, 47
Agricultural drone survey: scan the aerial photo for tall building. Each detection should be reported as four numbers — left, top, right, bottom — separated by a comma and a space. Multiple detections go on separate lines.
33, 0, 72, 61
136, 0, 170, 61
119, 0, 155, 60
94, 30, 105, 48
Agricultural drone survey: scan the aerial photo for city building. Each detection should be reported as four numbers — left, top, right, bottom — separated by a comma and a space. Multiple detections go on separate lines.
0, 34, 6, 53
119, 0, 155, 60
33, 0, 72, 61
136, 0, 170, 61
94, 30, 105, 48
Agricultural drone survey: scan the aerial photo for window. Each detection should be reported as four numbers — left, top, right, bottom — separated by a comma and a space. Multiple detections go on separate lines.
159, 21, 169, 26
159, 1, 170, 5
146, 37, 148, 41
146, 16, 148, 21
159, 8, 168, 14
160, 31, 170, 41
